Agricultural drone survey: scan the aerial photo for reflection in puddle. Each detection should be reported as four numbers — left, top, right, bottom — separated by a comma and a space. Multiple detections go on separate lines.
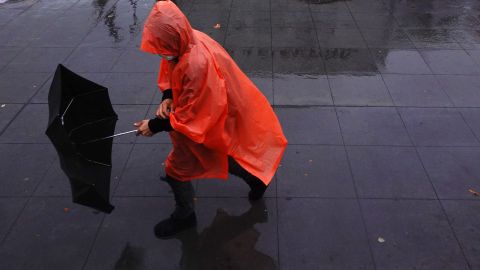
114, 242, 146, 270
93, 0, 141, 43
170, 201, 276, 270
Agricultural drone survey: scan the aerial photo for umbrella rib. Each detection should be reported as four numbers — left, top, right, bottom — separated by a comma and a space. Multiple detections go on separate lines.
60, 89, 112, 125
68, 116, 118, 136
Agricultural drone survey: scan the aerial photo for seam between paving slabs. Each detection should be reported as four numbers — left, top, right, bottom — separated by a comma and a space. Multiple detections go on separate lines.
394, 90, 474, 269
0, 0, 123, 138
305, 0, 379, 269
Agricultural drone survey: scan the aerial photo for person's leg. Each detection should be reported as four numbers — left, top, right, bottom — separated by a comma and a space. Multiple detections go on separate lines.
228, 157, 267, 200
154, 175, 197, 238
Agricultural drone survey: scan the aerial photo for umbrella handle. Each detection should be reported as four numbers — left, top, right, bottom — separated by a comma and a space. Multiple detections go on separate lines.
79, 130, 137, 144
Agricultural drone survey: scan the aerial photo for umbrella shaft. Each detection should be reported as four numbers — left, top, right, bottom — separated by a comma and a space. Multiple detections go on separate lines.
80, 130, 137, 144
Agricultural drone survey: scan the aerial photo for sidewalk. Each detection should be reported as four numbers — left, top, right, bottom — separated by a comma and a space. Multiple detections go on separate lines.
1, 0, 480, 269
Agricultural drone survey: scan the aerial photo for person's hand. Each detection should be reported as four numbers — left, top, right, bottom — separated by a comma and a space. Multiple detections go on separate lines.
156, 98, 174, 119
133, 120, 153, 137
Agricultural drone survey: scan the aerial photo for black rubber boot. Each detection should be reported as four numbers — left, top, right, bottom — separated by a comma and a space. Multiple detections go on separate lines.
155, 176, 197, 238
228, 157, 268, 201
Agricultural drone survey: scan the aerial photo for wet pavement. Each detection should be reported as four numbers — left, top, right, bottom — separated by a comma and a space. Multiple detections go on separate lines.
1, 0, 480, 269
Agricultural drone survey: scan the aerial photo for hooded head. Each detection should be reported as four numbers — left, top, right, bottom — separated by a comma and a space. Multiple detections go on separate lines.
140, 0, 195, 57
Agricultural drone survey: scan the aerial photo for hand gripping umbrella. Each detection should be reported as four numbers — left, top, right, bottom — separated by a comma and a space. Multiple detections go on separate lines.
45, 64, 136, 213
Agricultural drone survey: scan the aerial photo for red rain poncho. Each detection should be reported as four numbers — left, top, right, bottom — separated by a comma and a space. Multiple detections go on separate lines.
140, 0, 287, 185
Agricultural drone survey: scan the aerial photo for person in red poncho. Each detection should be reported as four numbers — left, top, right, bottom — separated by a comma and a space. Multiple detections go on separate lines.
134, 0, 287, 238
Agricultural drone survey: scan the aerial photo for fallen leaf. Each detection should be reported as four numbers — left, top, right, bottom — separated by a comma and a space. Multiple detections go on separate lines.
468, 189, 480, 196
63, 207, 70, 213
309, 159, 313, 163
377, 237, 385, 243
304, 173, 309, 176
213, 23, 221, 29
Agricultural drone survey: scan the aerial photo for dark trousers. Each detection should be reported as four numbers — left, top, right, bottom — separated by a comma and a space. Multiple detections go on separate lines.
164, 157, 263, 218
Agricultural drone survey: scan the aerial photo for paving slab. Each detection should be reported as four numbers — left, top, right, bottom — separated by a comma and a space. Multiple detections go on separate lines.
436, 75, 480, 107
272, 47, 325, 75
0, 103, 22, 132
372, 48, 431, 74
0, 104, 49, 143
0, 198, 28, 242
0, 143, 56, 196
0, 197, 104, 270
337, 106, 411, 146
361, 199, 470, 270
276, 145, 356, 198
346, 146, 436, 199
418, 147, 480, 199
275, 107, 343, 145
398, 107, 479, 146
274, 74, 332, 105
0, 72, 50, 103
382, 74, 453, 107
329, 74, 393, 106
278, 198, 374, 270
4, 47, 73, 72
443, 200, 480, 270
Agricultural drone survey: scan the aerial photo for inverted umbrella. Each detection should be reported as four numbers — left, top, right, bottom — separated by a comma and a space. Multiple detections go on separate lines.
45, 64, 134, 213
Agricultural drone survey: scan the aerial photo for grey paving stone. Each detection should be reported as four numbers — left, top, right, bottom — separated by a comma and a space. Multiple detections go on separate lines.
0, 198, 27, 243
274, 74, 332, 105
337, 107, 411, 146
452, 29, 480, 49
0, 47, 21, 70
0, 104, 49, 143
0, 72, 50, 103
273, 47, 325, 75
0, 8, 23, 26
407, 29, 462, 49
195, 25, 227, 45
372, 48, 431, 74
0, 103, 22, 132
28, 10, 95, 48
311, 12, 357, 29
468, 50, 480, 66
323, 48, 378, 74
0, 144, 56, 196
443, 200, 480, 269
420, 49, 480, 75
316, 28, 367, 48
111, 104, 150, 144
361, 28, 415, 49
34, 144, 133, 196
65, 47, 124, 73
309, 0, 350, 13
418, 147, 480, 199
82, 197, 182, 270
329, 74, 393, 106
353, 13, 399, 29
227, 47, 272, 75
278, 198, 374, 270
114, 144, 172, 196
79, 19, 142, 48
361, 199, 469, 270
0, 197, 104, 270
275, 107, 343, 145
272, 27, 319, 48
0, 8, 65, 47
347, 146, 435, 199
436, 75, 480, 107
270, 0, 310, 12
347, 0, 390, 13
458, 108, 480, 140
276, 145, 356, 198
84, 197, 278, 270
382, 74, 453, 107
271, 11, 314, 28
32, 72, 108, 104
103, 73, 157, 105
232, 0, 269, 11
112, 48, 160, 73
398, 107, 479, 146
225, 27, 271, 48
188, 9, 230, 29
4, 47, 73, 72
229, 10, 271, 28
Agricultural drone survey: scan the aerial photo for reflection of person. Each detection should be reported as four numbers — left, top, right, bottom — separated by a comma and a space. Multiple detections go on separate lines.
172, 201, 276, 270
134, 0, 287, 238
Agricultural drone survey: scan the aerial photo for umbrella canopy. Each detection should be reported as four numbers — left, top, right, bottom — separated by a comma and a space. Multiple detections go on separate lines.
46, 64, 117, 213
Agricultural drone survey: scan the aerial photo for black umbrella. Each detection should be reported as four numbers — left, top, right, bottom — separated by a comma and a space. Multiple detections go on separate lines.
45, 64, 134, 213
